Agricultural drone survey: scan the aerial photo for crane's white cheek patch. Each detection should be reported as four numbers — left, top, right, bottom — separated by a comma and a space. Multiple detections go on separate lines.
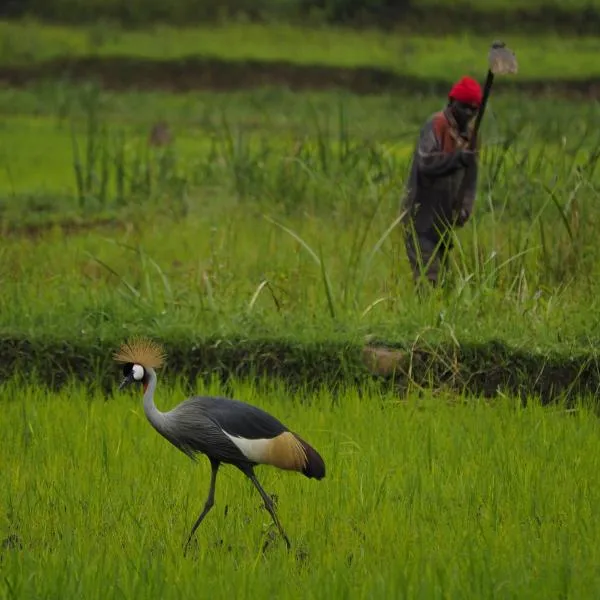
224, 432, 271, 462
132, 364, 144, 380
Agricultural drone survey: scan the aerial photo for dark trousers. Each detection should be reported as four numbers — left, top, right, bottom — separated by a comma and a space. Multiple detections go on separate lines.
404, 230, 453, 287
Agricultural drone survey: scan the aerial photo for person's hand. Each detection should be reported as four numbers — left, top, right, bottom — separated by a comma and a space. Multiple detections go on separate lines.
459, 149, 477, 168
456, 208, 470, 226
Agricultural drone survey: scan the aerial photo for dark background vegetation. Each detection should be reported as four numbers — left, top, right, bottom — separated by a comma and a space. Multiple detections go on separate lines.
1, 0, 599, 33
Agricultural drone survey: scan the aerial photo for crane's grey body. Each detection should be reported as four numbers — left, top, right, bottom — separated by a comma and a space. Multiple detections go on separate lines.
160, 396, 288, 464
143, 370, 288, 465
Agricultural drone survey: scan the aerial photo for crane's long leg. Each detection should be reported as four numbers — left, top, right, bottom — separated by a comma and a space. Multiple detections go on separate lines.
245, 469, 291, 550
183, 458, 220, 556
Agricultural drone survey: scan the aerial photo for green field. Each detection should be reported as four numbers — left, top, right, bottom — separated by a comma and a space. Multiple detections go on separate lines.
2, 21, 600, 82
2, 12, 600, 599
3, 379, 600, 598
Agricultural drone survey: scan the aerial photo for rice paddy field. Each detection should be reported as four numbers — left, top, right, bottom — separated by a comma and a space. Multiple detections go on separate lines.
4, 379, 600, 598
2, 7, 600, 599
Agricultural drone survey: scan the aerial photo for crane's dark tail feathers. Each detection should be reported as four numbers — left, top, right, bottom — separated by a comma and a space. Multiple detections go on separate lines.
295, 435, 326, 480
262, 431, 326, 479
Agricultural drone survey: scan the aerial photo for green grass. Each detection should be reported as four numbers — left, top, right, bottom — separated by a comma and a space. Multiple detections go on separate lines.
1, 184, 600, 353
4, 84, 597, 143
1, 20, 600, 81
0, 113, 211, 198
1, 83, 598, 200
2, 377, 600, 598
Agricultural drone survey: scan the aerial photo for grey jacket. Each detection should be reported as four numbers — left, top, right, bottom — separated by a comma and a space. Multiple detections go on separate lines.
401, 107, 478, 238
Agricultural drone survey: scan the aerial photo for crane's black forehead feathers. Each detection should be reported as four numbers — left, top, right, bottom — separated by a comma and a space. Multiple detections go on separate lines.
122, 362, 134, 376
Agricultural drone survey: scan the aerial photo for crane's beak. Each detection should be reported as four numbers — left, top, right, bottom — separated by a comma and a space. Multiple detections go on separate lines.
118, 372, 135, 390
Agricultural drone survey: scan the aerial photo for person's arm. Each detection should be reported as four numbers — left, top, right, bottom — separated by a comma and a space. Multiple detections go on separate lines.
416, 119, 466, 177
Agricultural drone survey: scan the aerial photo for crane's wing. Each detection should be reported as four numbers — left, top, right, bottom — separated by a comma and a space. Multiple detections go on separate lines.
190, 396, 289, 439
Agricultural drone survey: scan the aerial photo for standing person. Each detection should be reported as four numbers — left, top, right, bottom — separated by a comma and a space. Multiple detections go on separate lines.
401, 76, 482, 289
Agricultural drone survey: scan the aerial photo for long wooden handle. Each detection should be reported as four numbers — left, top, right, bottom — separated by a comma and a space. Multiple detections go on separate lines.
453, 69, 495, 215
469, 69, 494, 149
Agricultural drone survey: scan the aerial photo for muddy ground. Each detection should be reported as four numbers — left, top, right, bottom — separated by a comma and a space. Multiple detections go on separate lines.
1, 56, 599, 98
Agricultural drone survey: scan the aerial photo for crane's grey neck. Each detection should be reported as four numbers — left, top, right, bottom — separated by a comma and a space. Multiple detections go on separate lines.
143, 367, 168, 433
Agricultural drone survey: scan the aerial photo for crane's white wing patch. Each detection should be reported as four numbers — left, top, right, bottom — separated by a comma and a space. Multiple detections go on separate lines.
223, 432, 270, 462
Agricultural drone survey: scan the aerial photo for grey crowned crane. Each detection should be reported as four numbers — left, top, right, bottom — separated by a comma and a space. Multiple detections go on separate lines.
113, 337, 326, 554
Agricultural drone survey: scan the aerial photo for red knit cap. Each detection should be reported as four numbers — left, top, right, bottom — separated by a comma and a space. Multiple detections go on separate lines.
448, 76, 483, 106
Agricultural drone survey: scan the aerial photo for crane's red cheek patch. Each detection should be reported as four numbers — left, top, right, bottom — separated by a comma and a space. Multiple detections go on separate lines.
143, 383, 148, 393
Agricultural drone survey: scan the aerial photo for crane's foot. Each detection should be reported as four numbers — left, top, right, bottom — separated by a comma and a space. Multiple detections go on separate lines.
261, 527, 291, 554
282, 534, 291, 551
245, 470, 293, 552
183, 536, 196, 557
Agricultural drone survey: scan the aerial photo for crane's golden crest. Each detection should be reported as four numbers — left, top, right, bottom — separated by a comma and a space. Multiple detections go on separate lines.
113, 336, 166, 369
